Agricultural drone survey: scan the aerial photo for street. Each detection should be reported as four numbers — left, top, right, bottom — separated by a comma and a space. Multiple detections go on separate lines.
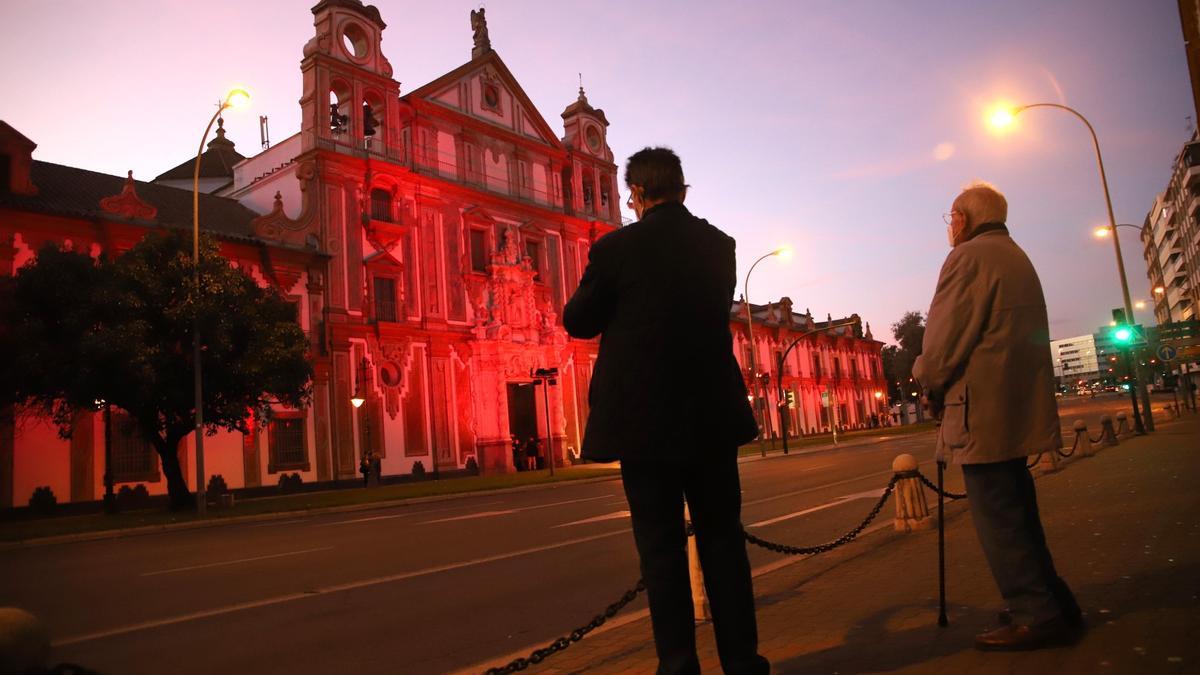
0, 393, 1176, 674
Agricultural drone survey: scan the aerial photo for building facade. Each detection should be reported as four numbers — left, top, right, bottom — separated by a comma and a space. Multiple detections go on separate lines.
1051, 334, 1101, 387
0, 1, 884, 508
1143, 145, 1199, 326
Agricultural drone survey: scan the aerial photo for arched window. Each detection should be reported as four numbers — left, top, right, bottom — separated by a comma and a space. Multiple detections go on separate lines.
329, 83, 352, 136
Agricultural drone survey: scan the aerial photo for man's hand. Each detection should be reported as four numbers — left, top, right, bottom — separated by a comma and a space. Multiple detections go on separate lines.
926, 391, 945, 420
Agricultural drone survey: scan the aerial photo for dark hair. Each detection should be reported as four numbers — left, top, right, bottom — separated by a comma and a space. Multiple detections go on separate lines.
624, 147, 687, 201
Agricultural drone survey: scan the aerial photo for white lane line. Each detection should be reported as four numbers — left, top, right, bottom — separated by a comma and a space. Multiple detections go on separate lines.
747, 489, 884, 528
421, 509, 519, 524
246, 519, 308, 528
140, 547, 334, 577
552, 510, 631, 528
451, 519, 894, 675
418, 495, 612, 525
316, 500, 507, 527
743, 468, 894, 507
53, 530, 630, 647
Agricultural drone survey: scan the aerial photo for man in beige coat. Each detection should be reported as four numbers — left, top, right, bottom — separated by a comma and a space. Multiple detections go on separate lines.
913, 181, 1083, 651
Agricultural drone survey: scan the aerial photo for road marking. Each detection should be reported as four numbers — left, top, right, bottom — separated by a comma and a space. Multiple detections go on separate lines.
419, 495, 612, 524
747, 489, 884, 528
421, 509, 519, 524
246, 519, 308, 528
316, 500, 506, 527
743, 468, 894, 507
452, 519, 894, 675
53, 530, 630, 647
140, 547, 334, 577
552, 510, 631, 528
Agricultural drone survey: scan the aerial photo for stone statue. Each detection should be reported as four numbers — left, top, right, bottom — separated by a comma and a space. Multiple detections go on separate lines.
470, 8, 492, 58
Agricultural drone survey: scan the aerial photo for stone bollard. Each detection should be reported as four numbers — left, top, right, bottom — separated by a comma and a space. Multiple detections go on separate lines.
1115, 411, 1129, 436
1099, 414, 1119, 447
0, 608, 49, 675
1074, 419, 1094, 457
892, 454, 932, 532
684, 503, 710, 621
1037, 448, 1060, 472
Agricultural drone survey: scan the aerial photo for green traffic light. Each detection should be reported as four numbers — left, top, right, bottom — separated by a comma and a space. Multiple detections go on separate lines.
1112, 327, 1132, 343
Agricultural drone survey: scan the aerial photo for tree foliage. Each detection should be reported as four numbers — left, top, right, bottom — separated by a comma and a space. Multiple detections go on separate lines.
2, 231, 313, 510
881, 311, 926, 404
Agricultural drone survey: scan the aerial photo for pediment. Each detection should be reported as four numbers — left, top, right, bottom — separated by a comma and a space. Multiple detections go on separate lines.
409, 53, 563, 150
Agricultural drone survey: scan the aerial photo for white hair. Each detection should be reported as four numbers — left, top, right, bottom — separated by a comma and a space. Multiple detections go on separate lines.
953, 180, 1007, 226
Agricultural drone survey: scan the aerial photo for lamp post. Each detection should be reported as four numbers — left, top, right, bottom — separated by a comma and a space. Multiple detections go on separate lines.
990, 102, 1145, 433
532, 368, 559, 475
351, 356, 371, 485
192, 88, 250, 515
743, 246, 791, 456
776, 319, 858, 452
873, 390, 883, 427
1095, 223, 1159, 429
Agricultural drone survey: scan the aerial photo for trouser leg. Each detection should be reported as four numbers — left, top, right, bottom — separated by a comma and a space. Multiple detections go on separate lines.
961, 459, 1067, 625
684, 452, 769, 675
620, 461, 699, 675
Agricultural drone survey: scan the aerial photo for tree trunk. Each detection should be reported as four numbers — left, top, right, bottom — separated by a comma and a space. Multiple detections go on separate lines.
154, 433, 194, 511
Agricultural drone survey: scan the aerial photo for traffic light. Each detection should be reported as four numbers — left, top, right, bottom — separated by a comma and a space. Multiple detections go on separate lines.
1110, 325, 1133, 345
784, 390, 796, 409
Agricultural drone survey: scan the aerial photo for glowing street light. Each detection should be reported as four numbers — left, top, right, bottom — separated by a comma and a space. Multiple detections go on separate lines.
192, 87, 251, 516
743, 245, 792, 456
986, 100, 1146, 434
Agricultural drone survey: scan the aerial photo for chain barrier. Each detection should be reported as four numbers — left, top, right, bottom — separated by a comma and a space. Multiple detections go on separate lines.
1026, 453, 1042, 469
484, 580, 647, 674
1055, 434, 1080, 459
743, 474, 899, 555
913, 470, 967, 500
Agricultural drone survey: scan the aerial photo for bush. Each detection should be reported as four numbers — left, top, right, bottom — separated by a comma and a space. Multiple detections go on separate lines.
28, 486, 57, 515
207, 474, 229, 496
116, 484, 151, 510
277, 472, 303, 494
464, 456, 479, 475
411, 461, 426, 478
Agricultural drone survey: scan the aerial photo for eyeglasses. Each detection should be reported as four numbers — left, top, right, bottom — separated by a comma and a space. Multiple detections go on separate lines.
942, 211, 959, 224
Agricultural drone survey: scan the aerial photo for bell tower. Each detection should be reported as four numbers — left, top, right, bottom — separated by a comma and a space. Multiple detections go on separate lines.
561, 86, 619, 225
300, 0, 400, 153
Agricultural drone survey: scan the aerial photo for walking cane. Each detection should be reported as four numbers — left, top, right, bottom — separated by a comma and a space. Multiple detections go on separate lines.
937, 458, 948, 627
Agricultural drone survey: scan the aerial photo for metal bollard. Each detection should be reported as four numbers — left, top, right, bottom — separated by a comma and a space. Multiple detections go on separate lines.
684, 503, 710, 621
1074, 419, 1094, 457
1099, 414, 1119, 447
892, 454, 932, 532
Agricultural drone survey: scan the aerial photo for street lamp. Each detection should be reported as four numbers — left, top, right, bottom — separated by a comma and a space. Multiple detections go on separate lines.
988, 101, 1146, 434
532, 368, 559, 475
743, 245, 792, 456
192, 88, 250, 516
775, 318, 858, 451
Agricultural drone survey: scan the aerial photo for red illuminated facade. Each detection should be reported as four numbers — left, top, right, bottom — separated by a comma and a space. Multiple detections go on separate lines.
0, 2, 884, 508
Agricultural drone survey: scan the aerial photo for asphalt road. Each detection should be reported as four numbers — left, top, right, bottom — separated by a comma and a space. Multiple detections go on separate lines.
0, 393, 1172, 675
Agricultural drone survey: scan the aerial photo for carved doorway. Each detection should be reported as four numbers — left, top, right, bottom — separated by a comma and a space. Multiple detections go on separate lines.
506, 383, 537, 466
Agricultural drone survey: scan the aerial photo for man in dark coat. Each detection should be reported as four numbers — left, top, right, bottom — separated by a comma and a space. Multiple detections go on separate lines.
914, 181, 1082, 651
564, 147, 767, 674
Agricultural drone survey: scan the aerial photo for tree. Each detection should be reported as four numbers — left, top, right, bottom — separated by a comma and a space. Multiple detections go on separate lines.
884, 311, 926, 421
2, 232, 313, 510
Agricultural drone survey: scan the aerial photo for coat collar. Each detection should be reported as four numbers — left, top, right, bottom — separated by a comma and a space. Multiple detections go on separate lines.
965, 222, 1008, 242
640, 201, 688, 221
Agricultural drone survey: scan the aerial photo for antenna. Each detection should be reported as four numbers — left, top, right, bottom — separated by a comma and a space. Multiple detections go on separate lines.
259, 115, 270, 149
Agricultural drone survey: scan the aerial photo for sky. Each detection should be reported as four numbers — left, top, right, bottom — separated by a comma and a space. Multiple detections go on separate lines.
0, 0, 1192, 344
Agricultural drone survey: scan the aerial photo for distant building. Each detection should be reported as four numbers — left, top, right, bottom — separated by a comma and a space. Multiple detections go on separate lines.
1051, 334, 1100, 387
1142, 149, 1198, 325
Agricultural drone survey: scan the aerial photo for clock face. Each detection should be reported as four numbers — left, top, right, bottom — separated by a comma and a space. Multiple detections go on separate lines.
585, 126, 602, 151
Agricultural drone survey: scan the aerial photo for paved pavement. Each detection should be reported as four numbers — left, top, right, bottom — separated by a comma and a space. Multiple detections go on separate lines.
472, 413, 1200, 674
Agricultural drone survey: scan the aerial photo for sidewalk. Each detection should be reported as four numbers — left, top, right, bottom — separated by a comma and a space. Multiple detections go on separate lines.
520, 416, 1200, 674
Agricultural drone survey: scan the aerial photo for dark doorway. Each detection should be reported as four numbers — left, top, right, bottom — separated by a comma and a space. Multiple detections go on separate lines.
507, 383, 538, 465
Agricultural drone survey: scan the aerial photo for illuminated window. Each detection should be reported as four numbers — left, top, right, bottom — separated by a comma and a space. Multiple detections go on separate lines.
268, 414, 308, 472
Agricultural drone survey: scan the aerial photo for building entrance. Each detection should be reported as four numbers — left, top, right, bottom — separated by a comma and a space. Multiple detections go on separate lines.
506, 383, 538, 467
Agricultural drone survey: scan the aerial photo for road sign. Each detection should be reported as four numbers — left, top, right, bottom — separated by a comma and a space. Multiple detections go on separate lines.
1158, 344, 1178, 362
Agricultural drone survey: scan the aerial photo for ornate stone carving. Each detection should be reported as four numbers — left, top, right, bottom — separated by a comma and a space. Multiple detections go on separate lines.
99, 171, 157, 221
470, 8, 491, 58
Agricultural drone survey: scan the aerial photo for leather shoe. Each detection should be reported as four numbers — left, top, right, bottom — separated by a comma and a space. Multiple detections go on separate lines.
974, 617, 1084, 651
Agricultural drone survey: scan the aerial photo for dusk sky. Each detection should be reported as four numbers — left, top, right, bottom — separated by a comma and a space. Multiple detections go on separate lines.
1, 0, 1192, 344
